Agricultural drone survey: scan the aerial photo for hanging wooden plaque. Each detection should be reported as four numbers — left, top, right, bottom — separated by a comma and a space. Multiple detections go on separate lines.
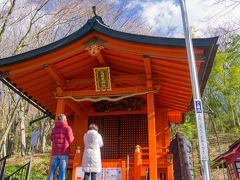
94, 67, 112, 91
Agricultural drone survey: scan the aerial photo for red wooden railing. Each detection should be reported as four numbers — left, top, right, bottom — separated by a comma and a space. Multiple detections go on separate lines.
70, 145, 172, 180
134, 146, 172, 180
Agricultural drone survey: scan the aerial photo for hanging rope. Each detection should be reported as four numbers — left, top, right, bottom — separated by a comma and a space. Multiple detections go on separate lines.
56, 90, 157, 102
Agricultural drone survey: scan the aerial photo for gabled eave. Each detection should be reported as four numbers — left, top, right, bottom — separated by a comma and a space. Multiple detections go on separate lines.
0, 17, 218, 66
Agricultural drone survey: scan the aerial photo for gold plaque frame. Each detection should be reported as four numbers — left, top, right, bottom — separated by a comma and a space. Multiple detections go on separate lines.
93, 67, 112, 91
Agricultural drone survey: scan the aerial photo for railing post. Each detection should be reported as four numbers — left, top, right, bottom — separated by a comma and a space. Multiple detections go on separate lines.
72, 146, 82, 180
121, 160, 126, 180
25, 159, 32, 180
126, 155, 129, 180
167, 153, 173, 180
0, 154, 10, 180
0, 156, 7, 180
134, 145, 142, 180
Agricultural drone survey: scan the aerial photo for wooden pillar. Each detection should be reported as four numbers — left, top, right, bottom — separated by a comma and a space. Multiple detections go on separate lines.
155, 108, 162, 149
69, 109, 88, 179
72, 113, 88, 152
147, 92, 157, 179
55, 99, 65, 120
162, 112, 169, 150
134, 145, 142, 180
167, 162, 173, 180
162, 112, 173, 180
155, 109, 163, 180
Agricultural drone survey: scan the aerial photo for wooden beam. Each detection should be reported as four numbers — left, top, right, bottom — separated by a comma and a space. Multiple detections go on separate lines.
158, 97, 189, 106
17, 73, 51, 86
57, 86, 150, 97
143, 56, 154, 91
160, 87, 192, 96
144, 56, 152, 80
66, 77, 94, 88
104, 54, 143, 67
160, 82, 192, 92
11, 68, 45, 82
29, 90, 54, 99
31, 93, 55, 103
160, 92, 191, 101
88, 107, 147, 116
96, 52, 107, 66
112, 74, 145, 83
157, 102, 188, 111
22, 77, 55, 90
66, 74, 146, 89
45, 64, 66, 86
98, 36, 205, 57
158, 94, 190, 103
152, 70, 190, 82
0, 33, 97, 76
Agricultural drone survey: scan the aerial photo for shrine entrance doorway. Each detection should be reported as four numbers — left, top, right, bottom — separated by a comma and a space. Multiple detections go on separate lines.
89, 114, 148, 159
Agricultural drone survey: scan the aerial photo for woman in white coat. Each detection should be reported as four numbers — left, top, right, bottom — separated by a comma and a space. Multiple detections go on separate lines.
82, 124, 103, 180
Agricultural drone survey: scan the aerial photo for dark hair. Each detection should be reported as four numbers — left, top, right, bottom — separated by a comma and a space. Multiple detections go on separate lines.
89, 124, 98, 131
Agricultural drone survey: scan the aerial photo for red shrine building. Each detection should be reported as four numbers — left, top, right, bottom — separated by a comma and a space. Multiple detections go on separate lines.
0, 15, 218, 179
213, 138, 240, 180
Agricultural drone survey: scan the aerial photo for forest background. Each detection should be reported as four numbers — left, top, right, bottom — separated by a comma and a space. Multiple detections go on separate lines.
0, 0, 239, 179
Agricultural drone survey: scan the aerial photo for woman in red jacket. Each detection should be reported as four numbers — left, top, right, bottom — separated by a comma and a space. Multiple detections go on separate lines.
49, 114, 74, 180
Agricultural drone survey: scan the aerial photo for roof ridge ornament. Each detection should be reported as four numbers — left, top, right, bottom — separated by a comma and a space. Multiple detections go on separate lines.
90, 6, 107, 26
85, 38, 105, 56
92, 6, 97, 17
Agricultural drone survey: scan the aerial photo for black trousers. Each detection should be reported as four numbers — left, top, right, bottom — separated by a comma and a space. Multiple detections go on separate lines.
84, 172, 97, 180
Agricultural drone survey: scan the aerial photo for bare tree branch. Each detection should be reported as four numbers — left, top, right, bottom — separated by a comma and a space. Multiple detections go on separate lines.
13, 0, 50, 54
0, 0, 16, 43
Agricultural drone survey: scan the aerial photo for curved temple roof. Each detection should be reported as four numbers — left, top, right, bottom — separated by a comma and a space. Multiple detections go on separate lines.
0, 16, 218, 117
213, 138, 240, 167
0, 16, 218, 66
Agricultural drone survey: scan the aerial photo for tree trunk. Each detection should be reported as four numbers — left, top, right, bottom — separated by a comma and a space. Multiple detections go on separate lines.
235, 110, 240, 127
0, 0, 16, 43
19, 102, 26, 156
13, 0, 51, 54
0, 98, 22, 147
219, 115, 224, 132
7, 133, 14, 155
209, 115, 222, 153
231, 107, 236, 127
40, 119, 46, 153
2, 137, 7, 157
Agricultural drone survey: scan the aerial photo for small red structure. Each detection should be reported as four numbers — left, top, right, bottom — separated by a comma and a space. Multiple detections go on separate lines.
213, 138, 240, 180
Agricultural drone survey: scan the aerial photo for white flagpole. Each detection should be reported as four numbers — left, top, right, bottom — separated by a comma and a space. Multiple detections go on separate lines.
179, 0, 211, 179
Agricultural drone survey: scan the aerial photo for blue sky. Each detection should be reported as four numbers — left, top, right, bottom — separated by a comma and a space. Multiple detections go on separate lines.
0, 0, 239, 38
125, 0, 240, 37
